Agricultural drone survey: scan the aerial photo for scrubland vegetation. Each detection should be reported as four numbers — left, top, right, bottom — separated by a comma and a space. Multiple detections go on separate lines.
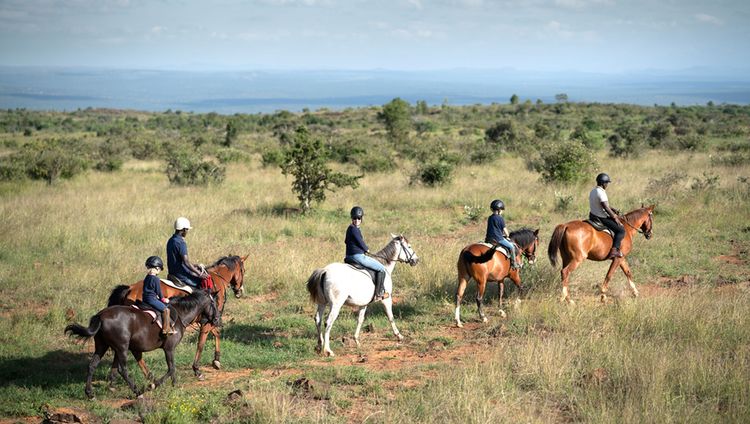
0, 100, 748, 423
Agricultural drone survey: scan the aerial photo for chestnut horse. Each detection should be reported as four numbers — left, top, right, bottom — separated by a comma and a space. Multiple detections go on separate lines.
548, 205, 654, 304
455, 228, 539, 328
66, 289, 220, 399
107, 255, 246, 380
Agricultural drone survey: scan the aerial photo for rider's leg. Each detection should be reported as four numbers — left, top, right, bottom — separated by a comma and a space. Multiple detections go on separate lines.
350, 254, 388, 299
601, 218, 625, 258
498, 238, 519, 268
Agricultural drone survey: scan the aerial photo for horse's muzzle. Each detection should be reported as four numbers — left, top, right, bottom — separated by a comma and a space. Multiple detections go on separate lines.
233, 286, 244, 298
409, 258, 419, 266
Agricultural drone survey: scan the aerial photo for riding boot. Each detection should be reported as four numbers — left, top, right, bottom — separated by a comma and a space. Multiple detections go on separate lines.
511, 246, 521, 269
162, 308, 176, 336
374, 270, 389, 301
607, 247, 624, 259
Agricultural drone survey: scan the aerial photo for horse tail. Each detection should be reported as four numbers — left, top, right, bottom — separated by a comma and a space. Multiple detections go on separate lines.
548, 224, 567, 268
64, 314, 102, 341
107, 284, 130, 307
461, 246, 496, 264
306, 269, 327, 304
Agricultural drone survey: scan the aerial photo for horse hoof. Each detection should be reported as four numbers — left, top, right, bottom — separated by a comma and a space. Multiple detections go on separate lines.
325, 351, 335, 357
108, 386, 116, 393
600, 294, 608, 303
396, 334, 404, 342
456, 322, 463, 328
137, 394, 144, 400
498, 310, 507, 319
148, 383, 156, 391
481, 317, 488, 323
212, 360, 221, 370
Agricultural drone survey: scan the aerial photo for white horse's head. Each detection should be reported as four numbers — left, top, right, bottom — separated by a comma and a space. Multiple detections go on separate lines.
391, 234, 419, 266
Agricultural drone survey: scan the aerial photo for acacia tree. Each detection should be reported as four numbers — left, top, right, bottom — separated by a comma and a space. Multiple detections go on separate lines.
280, 126, 361, 213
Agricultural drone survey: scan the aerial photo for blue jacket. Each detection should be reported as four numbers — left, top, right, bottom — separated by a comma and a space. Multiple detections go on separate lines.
345, 224, 369, 256
166, 233, 200, 286
143, 274, 166, 312
485, 214, 506, 244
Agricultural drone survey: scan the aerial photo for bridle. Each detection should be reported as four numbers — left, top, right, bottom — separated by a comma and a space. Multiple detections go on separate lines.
620, 211, 653, 239
368, 237, 417, 265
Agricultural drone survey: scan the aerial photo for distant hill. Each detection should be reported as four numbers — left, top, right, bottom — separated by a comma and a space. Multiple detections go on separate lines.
2, 66, 749, 114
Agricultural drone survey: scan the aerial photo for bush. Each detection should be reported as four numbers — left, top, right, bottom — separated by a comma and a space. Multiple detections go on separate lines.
355, 150, 396, 173
417, 160, 454, 186
608, 122, 645, 157
166, 151, 225, 186
215, 147, 250, 164
93, 138, 126, 172
261, 148, 284, 168
485, 120, 524, 151
530, 140, 597, 183
570, 125, 604, 150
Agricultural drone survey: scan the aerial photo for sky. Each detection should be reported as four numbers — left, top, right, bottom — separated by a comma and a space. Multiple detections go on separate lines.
1, 0, 749, 73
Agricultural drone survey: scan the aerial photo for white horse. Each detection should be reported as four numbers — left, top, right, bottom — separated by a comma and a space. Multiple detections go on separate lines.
305, 234, 419, 357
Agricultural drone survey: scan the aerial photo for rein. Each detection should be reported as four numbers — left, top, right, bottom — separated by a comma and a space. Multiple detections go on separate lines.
368, 239, 414, 264
619, 213, 651, 236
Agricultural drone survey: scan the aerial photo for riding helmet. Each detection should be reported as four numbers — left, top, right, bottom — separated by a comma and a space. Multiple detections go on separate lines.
350, 206, 364, 220
596, 173, 612, 185
174, 216, 192, 230
145, 256, 164, 270
490, 199, 505, 211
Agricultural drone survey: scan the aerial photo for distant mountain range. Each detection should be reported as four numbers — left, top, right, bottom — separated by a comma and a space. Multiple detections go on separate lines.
2, 66, 749, 114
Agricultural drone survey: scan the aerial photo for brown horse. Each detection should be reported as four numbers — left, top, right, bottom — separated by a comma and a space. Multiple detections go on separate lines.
548, 205, 654, 304
66, 289, 220, 399
107, 255, 247, 380
455, 228, 539, 327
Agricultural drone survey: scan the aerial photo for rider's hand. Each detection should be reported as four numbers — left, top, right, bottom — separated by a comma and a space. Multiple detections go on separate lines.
162, 297, 169, 303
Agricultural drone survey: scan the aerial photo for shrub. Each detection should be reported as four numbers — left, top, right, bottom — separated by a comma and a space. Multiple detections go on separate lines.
166, 151, 225, 186
570, 125, 603, 150
215, 147, 250, 164
554, 191, 575, 212
261, 148, 284, 168
530, 140, 597, 183
608, 122, 645, 157
93, 138, 126, 172
485, 120, 524, 151
417, 160, 454, 186
355, 150, 396, 173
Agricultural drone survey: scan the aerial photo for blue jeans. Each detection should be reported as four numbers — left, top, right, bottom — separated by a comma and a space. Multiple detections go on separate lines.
495, 238, 518, 265
346, 253, 386, 273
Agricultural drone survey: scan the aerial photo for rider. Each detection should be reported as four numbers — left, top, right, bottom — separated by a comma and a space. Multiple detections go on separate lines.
166, 217, 209, 288
345, 206, 388, 301
485, 199, 520, 269
589, 173, 626, 259
142, 256, 176, 335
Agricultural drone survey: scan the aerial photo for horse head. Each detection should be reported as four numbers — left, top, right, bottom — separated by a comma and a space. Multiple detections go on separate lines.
510, 228, 540, 264
209, 255, 246, 298
640, 204, 655, 240
391, 234, 419, 266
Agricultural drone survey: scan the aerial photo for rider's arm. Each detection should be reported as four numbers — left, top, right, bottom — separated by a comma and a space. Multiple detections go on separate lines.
601, 201, 622, 225
182, 253, 208, 278
503, 227, 510, 238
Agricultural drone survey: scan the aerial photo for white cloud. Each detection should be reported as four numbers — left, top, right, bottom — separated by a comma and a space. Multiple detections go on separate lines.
694, 13, 723, 26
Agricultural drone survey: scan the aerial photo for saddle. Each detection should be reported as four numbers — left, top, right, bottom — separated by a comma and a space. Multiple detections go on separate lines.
478, 242, 512, 258
130, 302, 176, 330
165, 275, 195, 293
584, 216, 614, 237
343, 258, 377, 283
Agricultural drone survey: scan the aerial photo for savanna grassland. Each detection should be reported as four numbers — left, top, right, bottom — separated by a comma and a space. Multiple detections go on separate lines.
0, 102, 749, 423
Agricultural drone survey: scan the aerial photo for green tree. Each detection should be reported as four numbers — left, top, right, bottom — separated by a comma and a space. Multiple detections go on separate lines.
531, 140, 597, 183
510, 94, 519, 105
377, 98, 412, 144
224, 120, 238, 147
280, 126, 361, 213
555, 93, 569, 103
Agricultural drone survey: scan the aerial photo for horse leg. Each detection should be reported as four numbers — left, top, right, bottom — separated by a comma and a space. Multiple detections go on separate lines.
114, 348, 140, 398
314, 304, 326, 353
454, 271, 469, 328
600, 259, 621, 303
192, 324, 211, 381
87, 342, 108, 399
560, 258, 583, 304
353, 307, 368, 347
497, 281, 507, 319
211, 327, 221, 370
133, 351, 154, 390
619, 259, 639, 298
476, 280, 488, 323
382, 296, 403, 341
323, 302, 344, 357
154, 347, 177, 388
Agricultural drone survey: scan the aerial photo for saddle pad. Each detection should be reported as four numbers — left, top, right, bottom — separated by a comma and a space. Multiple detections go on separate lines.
161, 278, 193, 294
477, 242, 511, 258
130, 305, 161, 328
583, 220, 614, 237
344, 263, 376, 281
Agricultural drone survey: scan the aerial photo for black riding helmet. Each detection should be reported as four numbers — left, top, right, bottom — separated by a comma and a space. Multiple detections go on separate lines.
490, 199, 505, 211
145, 255, 164, 270
350, 206, 364, 220
596, 173, 611, 185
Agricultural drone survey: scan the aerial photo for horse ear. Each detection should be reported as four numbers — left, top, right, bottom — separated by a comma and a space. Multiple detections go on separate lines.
391, 233, 399, 239
534, 228, 539, 236
242, 254, 249, 262
641, 203, 644, 208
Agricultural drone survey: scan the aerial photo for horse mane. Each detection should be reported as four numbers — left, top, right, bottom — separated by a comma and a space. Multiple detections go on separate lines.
622, 207, 649, 226
170, 289, 210, 312
208, 255, 241, 271
509, 228, 536, 248
372, 236, 402, 265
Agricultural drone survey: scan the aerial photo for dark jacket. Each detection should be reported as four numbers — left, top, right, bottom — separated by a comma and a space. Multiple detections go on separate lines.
345, 224, 368, 256
484, 214, 506, 244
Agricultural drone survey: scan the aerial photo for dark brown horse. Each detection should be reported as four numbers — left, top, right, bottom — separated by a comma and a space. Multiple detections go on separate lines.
107, 255, 246, 380
455, 228, 540, 327
66, 290, 219, 399
548, 205, 654, 303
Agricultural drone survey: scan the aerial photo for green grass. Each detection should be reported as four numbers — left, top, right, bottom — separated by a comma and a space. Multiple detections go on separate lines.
0, 143, 749, 422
